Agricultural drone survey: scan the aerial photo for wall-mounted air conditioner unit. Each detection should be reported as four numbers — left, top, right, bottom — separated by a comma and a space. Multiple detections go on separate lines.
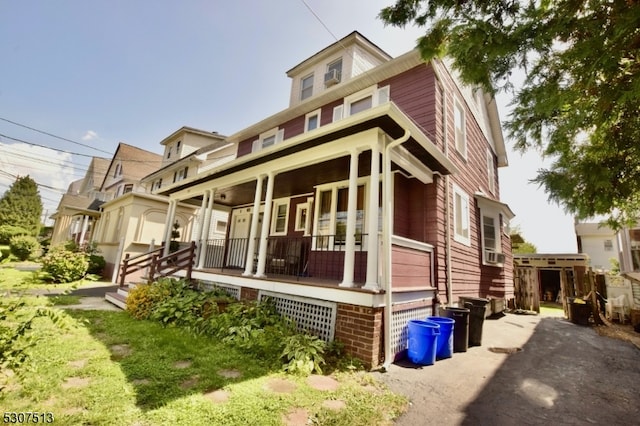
324, 69, 340, 87
485, 250, 506, 265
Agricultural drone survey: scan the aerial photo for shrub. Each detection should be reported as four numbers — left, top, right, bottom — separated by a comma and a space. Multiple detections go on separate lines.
9, 235, 40, 261
126, 283, 170, 320
0, 225, 29, 244
41, 246, 88, 283
281, 332, 326, 376
87, 254, 106, 275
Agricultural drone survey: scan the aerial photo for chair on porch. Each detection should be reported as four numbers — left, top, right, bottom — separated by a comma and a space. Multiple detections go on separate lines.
267, 239, 302, 276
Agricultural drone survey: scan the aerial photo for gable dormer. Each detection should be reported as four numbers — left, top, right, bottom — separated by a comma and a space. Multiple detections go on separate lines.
160, 126, 227, 167
286, 31, 392, 108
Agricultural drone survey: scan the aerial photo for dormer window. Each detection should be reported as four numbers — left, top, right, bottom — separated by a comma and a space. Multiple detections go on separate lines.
305, 109, 321, 132
325, 59, 342, 87
167, 148, 171, 159
300, 74, 314, 101
252, 128, 285, 153
176, 140, 181, 155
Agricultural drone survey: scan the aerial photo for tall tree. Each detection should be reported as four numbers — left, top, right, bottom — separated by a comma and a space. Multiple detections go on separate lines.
0, 176, 43, 235
380, 1, 640, 228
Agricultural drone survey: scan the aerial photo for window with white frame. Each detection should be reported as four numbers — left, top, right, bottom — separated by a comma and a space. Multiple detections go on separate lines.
482, 215, 498, 252
305, 109, 321, 132
487, 150, 495, 194
333, 85, 390, 123
454, 99, 467, 157
453, 184, 470, 245
173, 166, 189, 183
152, 178, 162, 191
271, 200, 290, 235
123, 184, 133, 194
252, 128, 285, 153
300, 74, 314, 101
314, 182, 365, 249
604, 239, 613, 252
215, 220, 227, 234
295, 203, 309, 234
325, 58, 342, 86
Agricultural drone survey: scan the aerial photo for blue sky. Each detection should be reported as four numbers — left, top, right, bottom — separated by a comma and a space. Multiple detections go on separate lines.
0, 0, 577, 252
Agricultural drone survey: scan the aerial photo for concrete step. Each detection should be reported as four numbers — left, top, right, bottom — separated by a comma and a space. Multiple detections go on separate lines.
105, 291, 127, 310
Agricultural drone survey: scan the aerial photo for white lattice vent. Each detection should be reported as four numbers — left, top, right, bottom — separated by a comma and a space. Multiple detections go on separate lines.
259, 291, 336, 342
391, 306, 431, 355
197, 281, 240, 300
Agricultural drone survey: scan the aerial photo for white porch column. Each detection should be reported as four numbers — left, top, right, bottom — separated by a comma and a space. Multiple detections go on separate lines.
340, 149, 360, 287
243, 175, 264, 276
194, 190, 210, 268
79, 215, 90, 245
364, 142, 381, 290
197, 189, 216, 269
163, 199, 178, 256
255, 172, 275, 278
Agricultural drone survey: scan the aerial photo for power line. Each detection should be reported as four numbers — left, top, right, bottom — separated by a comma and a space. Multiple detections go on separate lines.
0, 169, 68, 194
0, 116, 114, 155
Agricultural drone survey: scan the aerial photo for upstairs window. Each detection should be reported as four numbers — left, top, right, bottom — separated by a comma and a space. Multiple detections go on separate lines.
305, 109, 321, 132
333, 85, 390, 122
300, 74, 314, 101
152, 178, 162, 191
173, 166, 189, 183
454, 100, 467, 158
325, 58, 342, 87
453, 184, 470, 246
123, 184, 133, 194
252, 128, 285, 153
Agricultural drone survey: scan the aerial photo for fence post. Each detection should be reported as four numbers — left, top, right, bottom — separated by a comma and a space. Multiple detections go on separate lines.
119, 253, 130, 287
186, 241, 195, 283
149, 254, 158, 284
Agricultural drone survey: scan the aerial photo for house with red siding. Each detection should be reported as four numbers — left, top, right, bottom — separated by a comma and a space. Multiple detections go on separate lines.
152, 32, 514, 368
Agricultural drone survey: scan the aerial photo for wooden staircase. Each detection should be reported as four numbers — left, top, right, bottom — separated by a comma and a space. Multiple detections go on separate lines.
104, 242, 196, 309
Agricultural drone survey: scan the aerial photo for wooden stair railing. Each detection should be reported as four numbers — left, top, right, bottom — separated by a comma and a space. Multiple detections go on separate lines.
118, 241, 196, 287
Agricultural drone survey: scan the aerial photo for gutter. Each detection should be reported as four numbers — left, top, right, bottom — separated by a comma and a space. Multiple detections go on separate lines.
382, 129, 411, 370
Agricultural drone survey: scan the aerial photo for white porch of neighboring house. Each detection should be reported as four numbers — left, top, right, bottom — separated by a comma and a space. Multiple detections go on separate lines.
158, 103, 457, 367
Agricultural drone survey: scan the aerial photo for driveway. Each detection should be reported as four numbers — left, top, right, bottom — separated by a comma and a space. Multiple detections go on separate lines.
374, 312, 640, 425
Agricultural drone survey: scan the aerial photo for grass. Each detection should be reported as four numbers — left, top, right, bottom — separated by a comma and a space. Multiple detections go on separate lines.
539, 301, 565, 317
0, 268, 408, 425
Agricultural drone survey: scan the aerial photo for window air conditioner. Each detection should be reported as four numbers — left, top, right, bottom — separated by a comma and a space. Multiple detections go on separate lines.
324, 69, 340, 87
485, 250, 505, 265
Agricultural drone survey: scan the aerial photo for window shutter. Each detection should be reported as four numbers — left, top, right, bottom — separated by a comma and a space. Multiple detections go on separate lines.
333, 105, 343, 122
376, 85, 390, 105
252, 139, 260, 153
276, 129, 285, 144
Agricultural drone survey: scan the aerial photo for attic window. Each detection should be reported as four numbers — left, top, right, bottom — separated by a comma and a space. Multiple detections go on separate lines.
301, 74, 314, 101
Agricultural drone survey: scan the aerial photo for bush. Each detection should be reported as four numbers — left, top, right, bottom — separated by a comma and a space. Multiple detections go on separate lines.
87, 254, 106, 275
41, 246, 89, 283
0, 225, 29, 244
282, 332, 326, 375
9, 235, 40, 261
126, 283, 171, 320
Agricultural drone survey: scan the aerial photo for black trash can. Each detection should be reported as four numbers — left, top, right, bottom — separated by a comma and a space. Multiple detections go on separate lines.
441, 307, 470, 353
460, 297, 489, 347
569, 299, 592, 325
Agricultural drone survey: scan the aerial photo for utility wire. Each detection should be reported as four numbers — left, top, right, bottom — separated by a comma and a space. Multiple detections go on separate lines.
0, 116, 114, 155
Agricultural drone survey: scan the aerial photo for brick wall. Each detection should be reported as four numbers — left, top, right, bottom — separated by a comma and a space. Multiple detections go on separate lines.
335, 304, 384, 369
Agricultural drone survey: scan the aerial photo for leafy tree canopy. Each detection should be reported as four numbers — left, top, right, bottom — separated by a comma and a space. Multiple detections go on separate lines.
0, 175, 43, 235
380, 0, 640, 229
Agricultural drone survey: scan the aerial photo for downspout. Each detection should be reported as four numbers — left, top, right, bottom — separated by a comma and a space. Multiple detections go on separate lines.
382, 129, 411, 370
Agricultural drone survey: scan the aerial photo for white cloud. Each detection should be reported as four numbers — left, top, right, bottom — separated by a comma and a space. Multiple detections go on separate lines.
81, 130, 98, 141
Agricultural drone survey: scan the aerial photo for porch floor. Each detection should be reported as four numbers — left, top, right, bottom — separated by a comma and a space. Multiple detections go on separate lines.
195, 267, 383, 294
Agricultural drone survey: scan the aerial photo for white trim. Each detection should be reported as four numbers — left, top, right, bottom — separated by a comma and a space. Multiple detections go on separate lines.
294, 202, 310, 234
453, 183, 471, 246
332, 105, 343, 122
304, 108, 322, 132
487, 149, 496, 195
390, 146, 434, 184
391, 235, 434, 253
270, 198, 290, 236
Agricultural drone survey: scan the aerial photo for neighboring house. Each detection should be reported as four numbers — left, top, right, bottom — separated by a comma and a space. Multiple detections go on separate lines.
50, 157, 110, 247
146, 31, 514, 368
141, 126, 235, 243
574, 219, 620, 271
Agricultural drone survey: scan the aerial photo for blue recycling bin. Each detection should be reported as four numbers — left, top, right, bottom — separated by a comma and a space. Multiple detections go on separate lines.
407, 320, 440, 365
427, 316, 455, 359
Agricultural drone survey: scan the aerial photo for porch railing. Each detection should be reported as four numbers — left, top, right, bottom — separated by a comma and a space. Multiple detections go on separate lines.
201, 234, 368, 282
119, 241, 196, 287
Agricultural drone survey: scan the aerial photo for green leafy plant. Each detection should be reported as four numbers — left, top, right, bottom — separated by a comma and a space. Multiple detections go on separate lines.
41, 245, 88, 283
281, 332, 326, 376
9, 235, 40, 261
0, 225, 29, 244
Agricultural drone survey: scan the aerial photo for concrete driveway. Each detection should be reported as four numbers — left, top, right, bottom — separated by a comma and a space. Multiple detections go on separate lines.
374, 312, 640, 425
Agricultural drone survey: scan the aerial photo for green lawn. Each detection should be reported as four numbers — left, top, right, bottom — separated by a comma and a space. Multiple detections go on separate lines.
0, 268, 407, 425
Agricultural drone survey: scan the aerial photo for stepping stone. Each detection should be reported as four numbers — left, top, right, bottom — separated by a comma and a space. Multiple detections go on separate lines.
217, 369, 242, 379
283, 408, 308, 426
204, 389, 230, 404
307, 375, 339, 391
67, 359, 87, 369
132, 378, 151, 386
180, 376, 199, 389
62, 377, 91, 389
173, 360, 192, 369
110, 344, 132, 358
322, 399, 346, 411
265, 378, 297, 393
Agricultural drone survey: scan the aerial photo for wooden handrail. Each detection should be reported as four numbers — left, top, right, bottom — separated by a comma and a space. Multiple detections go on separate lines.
118, 242, 196, 286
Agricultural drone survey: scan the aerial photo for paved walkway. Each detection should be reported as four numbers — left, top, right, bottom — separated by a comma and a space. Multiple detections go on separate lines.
373, 311, 640, 425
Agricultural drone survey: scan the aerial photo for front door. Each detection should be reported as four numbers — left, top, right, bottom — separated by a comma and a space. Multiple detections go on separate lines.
227, 209, 263, 268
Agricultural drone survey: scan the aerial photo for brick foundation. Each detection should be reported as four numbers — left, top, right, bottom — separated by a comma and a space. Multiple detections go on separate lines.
240, 287, 259, 302
334, 304, 384, 369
